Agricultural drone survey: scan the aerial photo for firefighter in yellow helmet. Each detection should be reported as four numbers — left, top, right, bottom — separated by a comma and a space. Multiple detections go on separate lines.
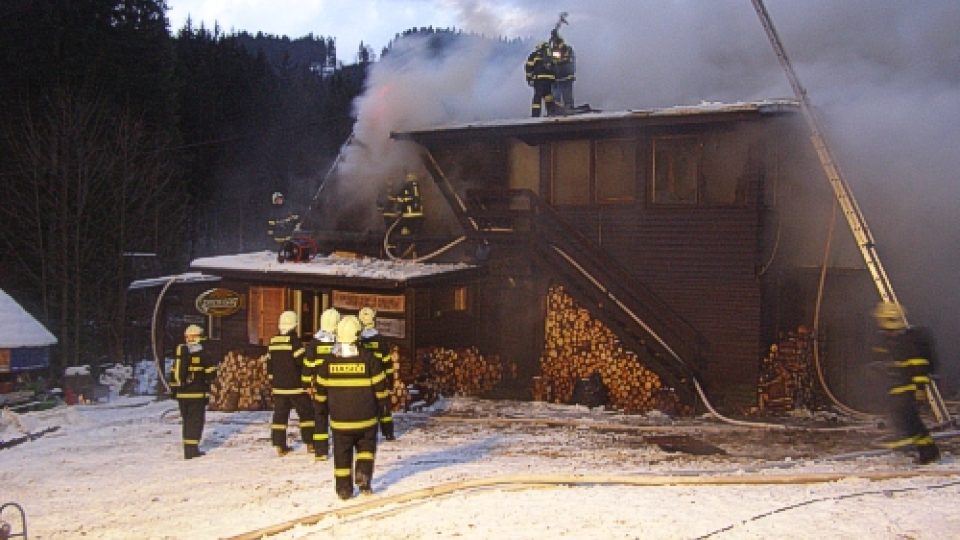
304, 307, 341, 461
266, 311, 315, 456
358, 306, 395, 440
315, 315, 390, 499
169, 324, 218, 459
524, 41, 558, 117
871, 301, 940, 464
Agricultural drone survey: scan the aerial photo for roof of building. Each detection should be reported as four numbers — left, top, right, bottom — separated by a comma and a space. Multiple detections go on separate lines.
189, 251, 480, 289
0, 289, 57, 348
392, 99, 800, 143
128, 272, 222, 290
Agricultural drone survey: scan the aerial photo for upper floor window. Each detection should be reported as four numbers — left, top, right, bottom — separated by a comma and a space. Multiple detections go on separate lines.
650, 136, 701, 205
551, 138, 638, 206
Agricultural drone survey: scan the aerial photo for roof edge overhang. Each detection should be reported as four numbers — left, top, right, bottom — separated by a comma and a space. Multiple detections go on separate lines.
392, 99, 800, 145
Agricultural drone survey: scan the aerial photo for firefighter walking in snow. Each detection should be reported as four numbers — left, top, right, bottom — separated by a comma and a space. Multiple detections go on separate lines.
871, 301, 940, 464
315, 315, 390, 500
304, 307, 341, 461
267, 311, 316, 456
525, 41, 558, 117
359, 307, 396, 440
169, 324, 218, 459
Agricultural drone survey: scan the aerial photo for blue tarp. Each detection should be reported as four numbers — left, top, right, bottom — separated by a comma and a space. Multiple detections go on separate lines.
10, 346, 50, 371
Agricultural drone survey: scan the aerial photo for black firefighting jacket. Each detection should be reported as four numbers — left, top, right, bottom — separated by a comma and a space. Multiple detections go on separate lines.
872, 326, 937, 395
267, 331, 308, 394
170, 343, 217, 399
360, 328, 394, 384
304, 331, 336, 391
525, 44, 555, 85
315, 345, 389, 433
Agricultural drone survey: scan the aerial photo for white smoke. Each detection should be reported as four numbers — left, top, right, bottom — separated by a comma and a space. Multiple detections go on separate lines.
333, 0, 960, 388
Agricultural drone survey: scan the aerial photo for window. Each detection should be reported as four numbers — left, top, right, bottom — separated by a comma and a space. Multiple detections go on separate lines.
549, 139, 638, 206
508, 139, 540, 192
595, 139, 637, 203
431, 285, 473, 315
552, 140, 591, 205
651, 136, 701, 205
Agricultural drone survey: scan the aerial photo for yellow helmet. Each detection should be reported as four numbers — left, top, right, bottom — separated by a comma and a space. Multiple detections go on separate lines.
872, 301, 906, 331
336, 315, 362, 344
405, 172, 418, 182
278, 310, 298, 333
184, 324, 204, 344
358, 307, 377, 329
320, 308, 341, 333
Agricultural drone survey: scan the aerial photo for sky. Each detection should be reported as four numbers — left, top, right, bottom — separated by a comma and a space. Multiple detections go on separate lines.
4, 393, 960, 538
164, 0, 960, 390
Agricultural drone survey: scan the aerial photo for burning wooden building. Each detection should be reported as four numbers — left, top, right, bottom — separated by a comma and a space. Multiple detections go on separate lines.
130, 99, 879, 415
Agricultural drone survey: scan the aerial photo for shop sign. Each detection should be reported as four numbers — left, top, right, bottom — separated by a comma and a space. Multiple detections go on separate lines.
332, 291, 405, 313
195, 288, 244, 317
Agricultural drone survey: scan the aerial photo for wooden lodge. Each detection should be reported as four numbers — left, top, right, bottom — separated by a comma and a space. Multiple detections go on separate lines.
130, 99, 878, 415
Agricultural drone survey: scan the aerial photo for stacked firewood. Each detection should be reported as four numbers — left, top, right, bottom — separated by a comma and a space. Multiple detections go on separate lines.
417, 346, 506, 397
387, 349, 411, 411
540, 285, 688, 415
209, 351, 273, 411
756, 325, 818, 413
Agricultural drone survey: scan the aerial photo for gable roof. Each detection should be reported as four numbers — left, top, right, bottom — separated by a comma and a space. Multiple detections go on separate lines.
0, 289, 57, 348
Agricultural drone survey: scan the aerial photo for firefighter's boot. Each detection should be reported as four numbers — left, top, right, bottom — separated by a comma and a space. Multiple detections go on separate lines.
917, 443, 940, 465
356, 470, 373, 495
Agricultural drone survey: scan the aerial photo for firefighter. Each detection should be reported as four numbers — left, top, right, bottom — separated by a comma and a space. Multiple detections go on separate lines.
304, 307, 341, 461
267, 310, 316, 456
525, 41, 558, 117
169, 324, 218, 459
358, 306, 395, 441
315, 315, 390, 500
267, 191, 300, 245
871, 301, 940, 464
548, 29, 576, 111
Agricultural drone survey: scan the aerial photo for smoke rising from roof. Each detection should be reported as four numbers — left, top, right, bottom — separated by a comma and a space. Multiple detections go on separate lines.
332, 0, 960, 389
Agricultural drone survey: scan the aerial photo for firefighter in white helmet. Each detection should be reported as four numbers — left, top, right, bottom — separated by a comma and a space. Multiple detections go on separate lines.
266, 310, 315, 456
871, 301, 940, 464
169, 324, 218, 459
358, 306, 396, 440
315, 315, 390, 499
304, 307, 341, 461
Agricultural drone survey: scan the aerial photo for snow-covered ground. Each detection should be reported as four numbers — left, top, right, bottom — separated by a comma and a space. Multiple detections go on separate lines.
3, 396, 960, 539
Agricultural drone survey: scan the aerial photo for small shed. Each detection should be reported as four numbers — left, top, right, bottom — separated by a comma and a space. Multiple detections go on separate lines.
0, 289, 57, 393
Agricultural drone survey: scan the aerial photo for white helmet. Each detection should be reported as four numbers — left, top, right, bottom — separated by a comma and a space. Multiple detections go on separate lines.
358, 307, 377, 329
271, 191, 284, 205
320, 308, 341, 334
278, 310, 298, 333
184, 324, 204, 344
336, 315, 362, 344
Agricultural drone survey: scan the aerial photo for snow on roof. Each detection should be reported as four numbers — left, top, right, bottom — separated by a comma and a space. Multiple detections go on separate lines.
190, 251, 475, 282
394, 99, 799, 136
0, 289, 57, 348
127, 272, 222, 290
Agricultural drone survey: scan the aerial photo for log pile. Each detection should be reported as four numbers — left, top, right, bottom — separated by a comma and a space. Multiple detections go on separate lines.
387, 348, 411, 412
539, 285, 689, 415
415, 346, 507, 397
756, 325, 818, 413
209, 351, 273, 411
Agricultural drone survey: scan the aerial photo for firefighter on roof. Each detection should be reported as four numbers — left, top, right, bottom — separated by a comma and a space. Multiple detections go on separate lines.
525, 41, 558, 117
267, 311, 316, 456
359, 306, 396, 440
315, 315, 390, 500
169, 324, 218, 459
304, 307, 341, 461
267, 191, 300, 245
871, 301, 940, 464
382, 173, 425, 257
549, 28, 575, 111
